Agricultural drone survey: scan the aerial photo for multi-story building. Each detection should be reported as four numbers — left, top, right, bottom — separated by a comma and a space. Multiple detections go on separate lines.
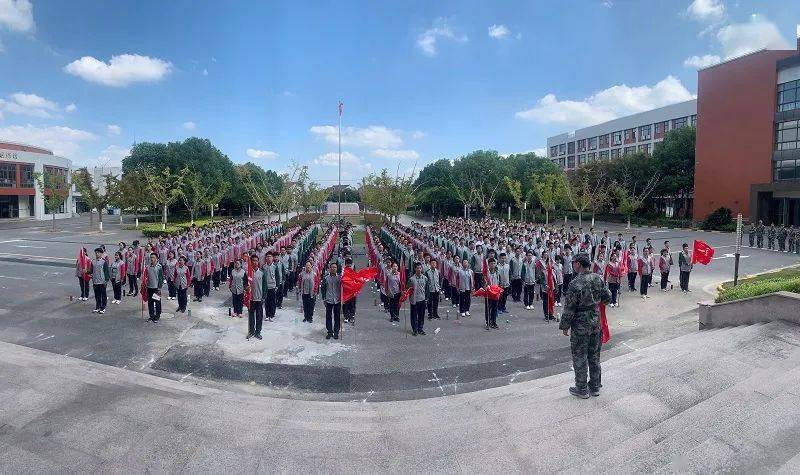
0, 141, 74, 220
546, 100, 697, 171
695, 40, 800, 225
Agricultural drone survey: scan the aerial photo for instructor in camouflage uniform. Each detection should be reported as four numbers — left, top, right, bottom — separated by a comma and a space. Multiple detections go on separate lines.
559, 253, 612, 399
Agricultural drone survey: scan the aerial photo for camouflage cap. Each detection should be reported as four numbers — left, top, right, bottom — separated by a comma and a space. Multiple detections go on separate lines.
574, 252, 592, 268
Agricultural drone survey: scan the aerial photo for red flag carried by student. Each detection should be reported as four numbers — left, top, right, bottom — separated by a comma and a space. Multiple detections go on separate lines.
341, 266, 379, 303
473, 284, 504, 301
599, 303, 611, 344
398, 285, 414, 305
77, 248, 91, 282
399, 255, 407, 290
243, 258, 254, 309
619, 250, 629, 275
140, 276, 148, 303
546, 259, 555, 317
691, 240, 715, 265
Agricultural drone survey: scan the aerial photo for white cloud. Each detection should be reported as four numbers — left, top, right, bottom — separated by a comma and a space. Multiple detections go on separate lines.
686, 0, 725, 23
64, 54, 172, 87
488, 24, 510, 39
531, 147, 547, 157
601, 0, 613, 7
683, 54, 721, 69
371, 149, 420, 160
0, 92, 72, 118
281, 90, 293, 97
417, 18, 467, 56
65, 103, 77, 112
515, 75, 695, 128
0, 124, 95, 157
182, 121, 196, 130
107, 124, 121, 135
314, 151, 360, 167
0, 0, 34, 33
716, 15, 790, 60
309, 125, 403, 149
246, 148, 278, 159
202, 68, 208, 76
96, 144, 130, 167
410, 130, 426, 140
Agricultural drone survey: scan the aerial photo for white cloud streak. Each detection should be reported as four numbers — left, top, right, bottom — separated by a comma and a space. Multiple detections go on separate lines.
64, 54, 172, 87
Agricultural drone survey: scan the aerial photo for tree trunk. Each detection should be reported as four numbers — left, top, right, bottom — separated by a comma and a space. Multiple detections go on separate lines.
98, 208, 103, 232
135, 216, 139, 228
627, 216, 631, 230
52, 213, 56, 232
578, 211, 582, 227
162, 204, 167, 231
89, 211, 94, 231
545, 209, 549, 225
190, 209, 195, 226
211, 206, 215, 223
591, 213, 596, 227
119, 209, 123, 225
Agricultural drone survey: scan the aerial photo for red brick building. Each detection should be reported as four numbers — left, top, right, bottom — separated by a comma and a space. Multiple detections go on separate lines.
695, 44, 800, 225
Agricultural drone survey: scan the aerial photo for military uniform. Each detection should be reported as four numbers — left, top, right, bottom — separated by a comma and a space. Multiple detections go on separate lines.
559, 266, 611, 397
778, 225, 787, 252
747, 223, 755, 248
767, 225, 776, 250
756, 222, 765, 248
788, 226, 797, 254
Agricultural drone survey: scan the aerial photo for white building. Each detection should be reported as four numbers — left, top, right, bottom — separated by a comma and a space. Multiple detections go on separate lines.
546, 100, 697, 170
0, 141, 74, 220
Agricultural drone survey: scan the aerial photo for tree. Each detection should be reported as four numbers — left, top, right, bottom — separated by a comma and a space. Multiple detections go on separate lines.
563, 164, 609, 227
531, 173, 564, 225
414, 159, 461, 216
107, 170, 150, 227
179, 168, 208, 224
361, 168, 417, 222
611, 160, 660, 229
72, 168, 111, 232
451, 150, 507, 217
205, 181, 230, 222
651, 126, 696, 218
34, 170, 70, 232
504, 177, 527, 221
237, 163, 282, 218
142, 167, 187, 230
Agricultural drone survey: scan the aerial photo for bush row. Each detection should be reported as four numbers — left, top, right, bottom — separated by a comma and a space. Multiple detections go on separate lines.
715, 277, 800, 303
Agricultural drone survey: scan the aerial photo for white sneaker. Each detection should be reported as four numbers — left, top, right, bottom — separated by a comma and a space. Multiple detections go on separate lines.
460, 313, 465, 317
646, 295, 650, 299
466, 312, 470, 316
99, 309, 105, 314
92, 309, 99, 313
641, 296, 646, 300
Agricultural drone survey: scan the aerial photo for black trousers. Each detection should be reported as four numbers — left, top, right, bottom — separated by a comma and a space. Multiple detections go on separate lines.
427, 291, 440, 318
302, 293, 315, 321
511, 278, 522, 301
390, 293, 400, 320
640, 274, 651, 295
147, 288, 162, 320
112, 279, 122, 301
248, 300, 263, 335
212, 271, 221, 289
474, 273, 484, 290
499, 286, 509, 312
486, 299, 497, 326
93, 283, 107, 310
679, 271, 690, 291
127, 274, 138, 295
410, 300, 426, 332
563, 274, 573, 293
459, 290, 471, 313
78, 277, 90, 298
660, 271, 670, 290
167, 279, 176, 298
177, 287, 188, 311
276, 285, 284, 308
265, 289, 277, 318
609, 283, 619, 304
450, 285, 459, 307
325, 302, 341, 335
627, 272, 637, 291
193, 280, 204, 301
540, 290, 552, 319
220, 265, 228, 282
344, 297, 356, 319
523, 283, 535, 307
232, 293, 244, 315
204, 276, 211, 296
442, 279, 450, 299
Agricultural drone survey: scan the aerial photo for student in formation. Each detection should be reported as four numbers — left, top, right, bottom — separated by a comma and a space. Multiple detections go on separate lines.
509, 248, 523, 302
145, 252, 164, 322
343, 257, 357, 324
521, 251, 537, 310
561, 244, 574, 292
426, 258, 441, 320
247, 255, 265, 340
174, 256, 190, 313
299, 261, 316, 323
387, 262, 401, 322
263, 253, 281, 322
484, 257, 500, 330
638, 247, 654, 299
536, 257, 555, 321
678, 243, 693, 293
449, 254, 461, 310
191, 250, 205, 303
496, 253, 511, 314
75, 247, 90, 301
202, 251, 212, 297
408, 262, 428, 335
125, 246, 139, 297
165, 251, 177, 300
605, 251, 622, 307
110, 251, 125, 305
321, 261, 342, 340
626, 243, 638, 292
226, 259, 245, 318
89, 247, 110, 314
553, 255, 564, 307
658, 248, 672, 291
457, 258, 474, 318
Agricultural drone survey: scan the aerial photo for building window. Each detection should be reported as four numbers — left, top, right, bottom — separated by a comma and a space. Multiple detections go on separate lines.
774, 159, 797, 181
588, 137, 598, 150
776, 120, 800, 151
623, 128, 636, 144
639, 125, 651, 141
567, 142, 575, 154
611, 131, 622, 146
778, 80, 800, 112
559, 157, 566, 168
577, 139, 586, 152
599, 150, 609, 160
0, 163, 15, 188
587, 152, 596, 162
690, 115, 697, 127
567, 156, 576, 168
654, 121, 668, 138
623, 146, 636, 156
550, 146, 557, 158
577, 154, 586, 166
559, 144, 566, 155
637, 144, 652, 156
610, 148, 621, 159
598, 134, 609, 148
672, 117, 688, 129
21, 164, 34, 188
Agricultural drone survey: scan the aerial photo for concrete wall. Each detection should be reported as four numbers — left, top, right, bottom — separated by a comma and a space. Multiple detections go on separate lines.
698, 291, 800, 329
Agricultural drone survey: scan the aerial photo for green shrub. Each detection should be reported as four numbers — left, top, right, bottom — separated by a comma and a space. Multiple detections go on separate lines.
701, 207, 733, 231
715, 276, 800, 303
138, 218, 216, 238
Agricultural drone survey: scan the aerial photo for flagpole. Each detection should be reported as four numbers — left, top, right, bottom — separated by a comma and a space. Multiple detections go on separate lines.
338, 101, 342, 229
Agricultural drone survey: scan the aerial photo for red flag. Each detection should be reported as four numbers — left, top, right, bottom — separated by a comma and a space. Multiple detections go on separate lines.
600, 303, 611, 344
691, 240, 714, 265
338, 101, 344, 116
399, 255, 407, 290
398, 286, 413, 305
243, 259, 254, 309
140, 275, 148, 303
341, 266, 379, 303
473, 284, 504, 301
619, 250, 629, 275
546, 260, 555, 317
77, 248, 91, 282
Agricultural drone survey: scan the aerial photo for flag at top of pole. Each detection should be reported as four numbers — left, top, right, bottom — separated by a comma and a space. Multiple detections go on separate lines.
338, 101, 344, 116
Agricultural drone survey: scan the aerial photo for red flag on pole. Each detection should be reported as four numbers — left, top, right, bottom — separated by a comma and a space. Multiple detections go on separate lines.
399, 255, 407, 291
77, 248, 91, 282
338, 101, 344, 116
342, 266, 379, 303
398, 286, 413, 305
140, 275, 148, 303
600, 303, 611, 344
473, 284, 504, 301
546, 260, 555, 317
691, 240, 715, 265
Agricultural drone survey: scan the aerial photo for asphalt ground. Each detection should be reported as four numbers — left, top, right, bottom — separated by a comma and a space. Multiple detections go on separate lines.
0, 215, 798, 401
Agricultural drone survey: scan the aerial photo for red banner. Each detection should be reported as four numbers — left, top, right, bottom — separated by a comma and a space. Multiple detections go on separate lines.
473, 284, 504, 301
691, 239, 714, 265
600, 303, 610, 344
342, 266, 379, 303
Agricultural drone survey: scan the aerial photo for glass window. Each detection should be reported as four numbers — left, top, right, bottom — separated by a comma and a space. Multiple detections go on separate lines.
639, 125, 651, 141
778, 80, 800, 112
611, 131, 622, 146
774, 160, 797, 181
559, 157, 566, 168
21, 164, 34, 188
559, 144, 566, 155
776, 120, 800, 152
567, 142, 575, 154
690, 115, 697, 127
588, 137, 597, 150
567, 156, 575, 168
599, 134, 609, 148
637, 144, 651, 155
610, 148, 621, 159
599, 150, 609, 160
672, 117, 688, 129
550, 146, 557, 158
623, 128, 636, 143
0, 163, 15, 188
623, 146, 636, 156
587, 152, 596, 162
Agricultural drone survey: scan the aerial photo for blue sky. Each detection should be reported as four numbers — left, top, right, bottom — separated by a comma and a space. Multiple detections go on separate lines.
0, 0, 798, 184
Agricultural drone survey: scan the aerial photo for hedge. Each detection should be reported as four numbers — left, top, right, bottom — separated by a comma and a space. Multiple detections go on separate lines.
715, 276, 800, 303
136, 218, 215, 238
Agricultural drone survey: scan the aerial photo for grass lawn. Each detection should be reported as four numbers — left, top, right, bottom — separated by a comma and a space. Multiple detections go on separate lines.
350, 229, 365, 245
721, 265, 800, 290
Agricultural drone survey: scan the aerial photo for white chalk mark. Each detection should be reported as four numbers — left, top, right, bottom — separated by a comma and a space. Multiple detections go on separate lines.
180, 372, 193, 382
14, 245, 47, 249
362, 390, 375, 403
509, 370, 522, 384
140, 356, 155, 370
427, 372, 445, 394
621, 341, 638, 351
84, 353, 93, 357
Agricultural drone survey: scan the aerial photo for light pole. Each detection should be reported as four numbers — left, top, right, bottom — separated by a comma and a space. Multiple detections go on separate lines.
734, 213, 743, 286
338, 101, 343, 227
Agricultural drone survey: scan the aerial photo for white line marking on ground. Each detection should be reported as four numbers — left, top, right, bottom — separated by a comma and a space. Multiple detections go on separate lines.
0, 275, 68, 286
0, 252, 72, 261
14, 245, 47, 249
